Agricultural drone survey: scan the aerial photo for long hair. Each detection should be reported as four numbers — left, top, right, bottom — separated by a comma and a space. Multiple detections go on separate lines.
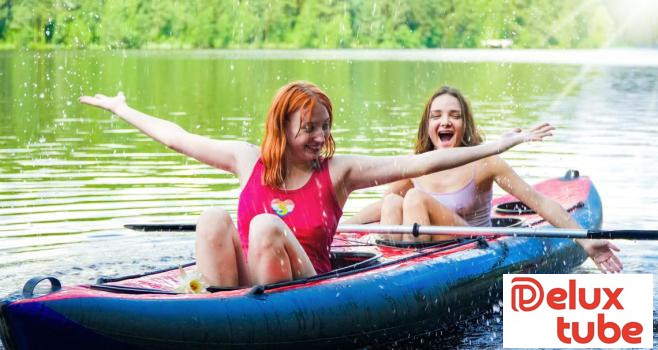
414, 86, 483, 154
261, 81, 335, 188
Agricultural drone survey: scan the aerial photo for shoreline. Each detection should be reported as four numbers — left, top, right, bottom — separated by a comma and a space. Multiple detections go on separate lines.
2, 48, 658, 67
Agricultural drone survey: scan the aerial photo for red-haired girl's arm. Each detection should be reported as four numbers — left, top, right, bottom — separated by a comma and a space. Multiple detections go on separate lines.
79, 92, 259, 179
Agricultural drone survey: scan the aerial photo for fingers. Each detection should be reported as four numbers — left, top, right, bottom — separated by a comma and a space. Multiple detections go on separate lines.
78, 96, 96, 105
601, 257, 622, 274
79, 92, 125, 109
609, 255, 623, 272
593, 251, 623, 274
532, 122, 553, 131
606, 241, 621, 252
528, 124, 555, 141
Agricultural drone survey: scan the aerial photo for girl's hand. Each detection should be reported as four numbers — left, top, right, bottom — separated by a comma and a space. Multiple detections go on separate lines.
497, 123, 555, 152
580, 239, 623, 273
79, 92, 128, 114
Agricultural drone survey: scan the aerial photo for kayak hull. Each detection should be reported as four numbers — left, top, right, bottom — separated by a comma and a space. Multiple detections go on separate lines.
0, 173, 598, 349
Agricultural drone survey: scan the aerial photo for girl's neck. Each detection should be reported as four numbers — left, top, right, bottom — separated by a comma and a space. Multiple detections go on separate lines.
278, 157, 318, 190
285, 157, 316, 177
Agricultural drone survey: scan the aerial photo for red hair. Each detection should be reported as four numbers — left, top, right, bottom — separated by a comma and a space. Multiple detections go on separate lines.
261, 81, 335, 188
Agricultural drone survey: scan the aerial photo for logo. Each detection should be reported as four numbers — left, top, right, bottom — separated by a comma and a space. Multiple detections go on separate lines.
271, 198, 295, 217
503, 274, 653, 348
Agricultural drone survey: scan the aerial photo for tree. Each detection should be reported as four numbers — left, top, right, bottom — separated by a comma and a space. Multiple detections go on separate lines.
0, 0, 12, 40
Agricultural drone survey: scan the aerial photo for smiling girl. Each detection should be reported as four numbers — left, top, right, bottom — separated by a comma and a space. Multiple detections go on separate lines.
80, 82, 554, 286
344, 86, 623, 273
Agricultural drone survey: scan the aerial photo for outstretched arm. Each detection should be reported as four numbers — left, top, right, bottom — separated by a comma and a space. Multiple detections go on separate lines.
79, 92, 258, 177
336, 124, 554, 194
492, 158, 623, 273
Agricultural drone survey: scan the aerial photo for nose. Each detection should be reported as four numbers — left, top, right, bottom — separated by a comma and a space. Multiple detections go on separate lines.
439, 114, 452, 126
312, 128, 327, 141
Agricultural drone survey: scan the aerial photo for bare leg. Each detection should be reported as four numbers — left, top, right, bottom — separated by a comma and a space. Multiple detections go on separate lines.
248, 213, 316, 285
401, 188, 468, 241
195, 207, 249, 287
380, 193, 404, 241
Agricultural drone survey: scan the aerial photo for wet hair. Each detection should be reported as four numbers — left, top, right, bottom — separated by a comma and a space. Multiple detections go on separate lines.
261, 81, 335, 188
414, 86, 483, 154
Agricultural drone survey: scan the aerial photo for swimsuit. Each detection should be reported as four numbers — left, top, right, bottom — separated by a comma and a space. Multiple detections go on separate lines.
237, 158, 342, 274
411, 166, 492, 227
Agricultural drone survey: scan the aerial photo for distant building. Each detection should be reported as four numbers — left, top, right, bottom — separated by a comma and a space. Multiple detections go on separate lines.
481, 39, 513, 48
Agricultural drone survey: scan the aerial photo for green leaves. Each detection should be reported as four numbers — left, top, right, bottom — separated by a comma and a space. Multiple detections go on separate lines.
0, 0, 623, 49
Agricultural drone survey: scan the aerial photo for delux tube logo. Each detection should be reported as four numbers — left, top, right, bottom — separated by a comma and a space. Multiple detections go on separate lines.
503, 274, 653, 348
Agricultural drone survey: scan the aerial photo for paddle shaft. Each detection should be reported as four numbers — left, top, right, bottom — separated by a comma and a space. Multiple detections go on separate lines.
124, 223, 658, 240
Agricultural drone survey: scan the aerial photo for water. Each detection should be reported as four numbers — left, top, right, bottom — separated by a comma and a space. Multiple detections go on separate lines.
1, 49, 657, 348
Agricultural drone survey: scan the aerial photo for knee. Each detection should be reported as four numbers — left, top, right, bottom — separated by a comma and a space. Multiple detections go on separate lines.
403, 188, 426, 209
196, 207, 234, 244
248, 214, 286, 252
382, 193, 403, 214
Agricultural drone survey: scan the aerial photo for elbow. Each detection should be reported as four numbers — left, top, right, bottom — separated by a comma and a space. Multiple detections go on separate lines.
162, 129, 186, 151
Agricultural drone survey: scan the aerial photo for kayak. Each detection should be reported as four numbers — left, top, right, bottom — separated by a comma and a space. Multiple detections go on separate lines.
0, 170, 596, 349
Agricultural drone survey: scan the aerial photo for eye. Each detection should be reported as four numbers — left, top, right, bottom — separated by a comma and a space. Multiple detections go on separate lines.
321, 123, 330, 131
450, 113, 462, 119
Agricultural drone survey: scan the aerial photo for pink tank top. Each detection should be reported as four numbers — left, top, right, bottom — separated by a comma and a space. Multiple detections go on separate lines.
412, 166, 492, 227
237, 158, 342, 274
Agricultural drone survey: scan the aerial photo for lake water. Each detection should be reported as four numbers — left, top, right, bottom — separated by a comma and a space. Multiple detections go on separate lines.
1, 49, 657, 348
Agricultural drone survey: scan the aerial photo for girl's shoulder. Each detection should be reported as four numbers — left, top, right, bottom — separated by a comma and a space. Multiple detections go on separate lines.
474, 155, 511, 183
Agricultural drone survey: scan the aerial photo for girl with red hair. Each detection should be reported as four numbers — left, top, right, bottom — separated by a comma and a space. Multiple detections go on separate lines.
80, 81, 553, 286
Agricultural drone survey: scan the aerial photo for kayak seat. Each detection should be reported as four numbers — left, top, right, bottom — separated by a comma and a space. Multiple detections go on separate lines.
374, 238, 460, 249
495, 201, 535, 215
330, 251, 380, 270
491, 217, 526, 227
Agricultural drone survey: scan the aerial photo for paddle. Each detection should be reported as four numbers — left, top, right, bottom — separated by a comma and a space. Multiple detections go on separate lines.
124, 223, 658, 240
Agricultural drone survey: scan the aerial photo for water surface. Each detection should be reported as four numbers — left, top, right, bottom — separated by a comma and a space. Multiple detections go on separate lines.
1, 49, 657, 348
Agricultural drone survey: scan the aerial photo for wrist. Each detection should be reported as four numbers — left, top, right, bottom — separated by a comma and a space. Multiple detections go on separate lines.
112, 103, 129, 116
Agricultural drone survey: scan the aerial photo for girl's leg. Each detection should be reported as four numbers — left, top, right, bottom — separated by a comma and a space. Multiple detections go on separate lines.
195, 207, 249, 287
380, 193, 404, 241
248, 213, 316, 285
401, 188, 468, 241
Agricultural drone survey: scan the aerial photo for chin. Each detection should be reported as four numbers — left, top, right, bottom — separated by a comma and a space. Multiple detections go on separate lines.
303, 152, 320, 162
434, 143, 455, 150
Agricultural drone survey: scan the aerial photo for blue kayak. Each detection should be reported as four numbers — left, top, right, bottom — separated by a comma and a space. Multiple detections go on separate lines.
0, 171, 595, 349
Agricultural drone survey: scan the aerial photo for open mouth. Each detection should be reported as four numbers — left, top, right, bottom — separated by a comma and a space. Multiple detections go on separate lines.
305, 145, 322, 153
438, 131, 454, 143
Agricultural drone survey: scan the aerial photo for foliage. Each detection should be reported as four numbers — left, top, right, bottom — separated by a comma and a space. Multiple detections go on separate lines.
0, 0, 648, 49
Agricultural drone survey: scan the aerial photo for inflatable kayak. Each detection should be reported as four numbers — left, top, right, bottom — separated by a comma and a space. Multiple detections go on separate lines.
0, 170, 597, 349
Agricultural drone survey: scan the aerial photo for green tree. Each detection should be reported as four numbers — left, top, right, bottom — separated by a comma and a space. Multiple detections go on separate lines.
0, 0, 12, 40
0, 0, 625, 49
